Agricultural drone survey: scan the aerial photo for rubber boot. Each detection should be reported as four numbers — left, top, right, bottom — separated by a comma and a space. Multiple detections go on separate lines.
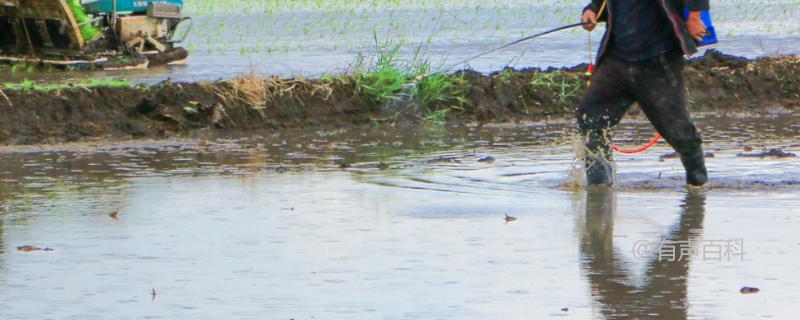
586, 157, 613, 186
680, 148, 708, 186
583, 131, 614, 186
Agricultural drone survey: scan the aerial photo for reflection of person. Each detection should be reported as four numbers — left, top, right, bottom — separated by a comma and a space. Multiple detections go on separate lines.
579, 189, 706, 319
578, 0, 710, 186
0, 209, 4, 258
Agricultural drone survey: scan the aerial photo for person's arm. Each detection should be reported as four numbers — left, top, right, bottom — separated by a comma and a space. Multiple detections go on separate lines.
581, 0, 606, 31
583, 0, 608, 21
685, 0, 710, 41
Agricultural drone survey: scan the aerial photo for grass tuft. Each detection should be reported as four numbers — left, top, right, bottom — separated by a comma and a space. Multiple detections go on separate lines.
414, 72, 470, 122
352, 36, 431, 104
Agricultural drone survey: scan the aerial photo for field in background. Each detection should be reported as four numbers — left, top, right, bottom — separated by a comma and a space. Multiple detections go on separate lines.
2, 0, 800, 83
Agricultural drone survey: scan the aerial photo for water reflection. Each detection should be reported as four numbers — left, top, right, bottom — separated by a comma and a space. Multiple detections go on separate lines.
0, 193, 5, 264
0, 213, 3, 257
580, 189, 706, 319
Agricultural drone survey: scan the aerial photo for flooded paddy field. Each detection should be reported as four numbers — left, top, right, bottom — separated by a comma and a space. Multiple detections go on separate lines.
1, 0, 800, 318
1, 114, 799, 319
1, 0, 800, 84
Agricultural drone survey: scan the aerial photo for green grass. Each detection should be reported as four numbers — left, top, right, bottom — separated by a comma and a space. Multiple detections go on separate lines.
414, 72, 469, 119
353, 46, 409, 103
3, 78, 131, 92
352, 36, 430, 103
529, 70, 585, 104
421, 108, 449, 124
496, 68, 515, 85
349, 38, 474, 123
6, 64, 34, 74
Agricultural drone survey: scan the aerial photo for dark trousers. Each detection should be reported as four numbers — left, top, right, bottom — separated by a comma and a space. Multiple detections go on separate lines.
578, 52, 704, 162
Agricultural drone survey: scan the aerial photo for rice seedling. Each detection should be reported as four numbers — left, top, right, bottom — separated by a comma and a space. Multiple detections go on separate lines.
65, 0, 101, 41
179, 0, 799, 73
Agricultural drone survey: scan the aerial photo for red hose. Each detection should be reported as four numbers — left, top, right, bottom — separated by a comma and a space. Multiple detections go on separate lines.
612, 134, 662, 154
586, 61, 661, 155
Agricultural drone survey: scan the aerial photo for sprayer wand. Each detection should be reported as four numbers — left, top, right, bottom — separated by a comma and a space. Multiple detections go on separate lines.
427, 21, 594, 77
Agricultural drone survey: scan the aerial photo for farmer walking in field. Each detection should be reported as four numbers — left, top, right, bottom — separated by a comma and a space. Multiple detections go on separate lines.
578, 0, 711, 186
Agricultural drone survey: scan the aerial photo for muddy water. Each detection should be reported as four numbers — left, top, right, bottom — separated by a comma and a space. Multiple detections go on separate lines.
0, 115, 799, 319
2, 0, 800, 84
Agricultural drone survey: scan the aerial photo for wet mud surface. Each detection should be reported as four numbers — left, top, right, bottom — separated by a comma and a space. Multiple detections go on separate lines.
1, 50, 799, 145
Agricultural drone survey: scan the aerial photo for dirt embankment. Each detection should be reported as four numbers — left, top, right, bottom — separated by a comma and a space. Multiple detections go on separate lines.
0, 50, 798, 145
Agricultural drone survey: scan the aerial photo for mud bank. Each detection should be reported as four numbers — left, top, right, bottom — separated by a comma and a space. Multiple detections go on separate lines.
1, 50, 798, 145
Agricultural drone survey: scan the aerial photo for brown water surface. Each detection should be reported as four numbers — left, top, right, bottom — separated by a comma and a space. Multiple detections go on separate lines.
1, 115, 799, 319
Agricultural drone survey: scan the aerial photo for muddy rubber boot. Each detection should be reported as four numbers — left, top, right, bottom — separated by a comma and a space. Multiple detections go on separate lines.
680, 150, 708, 186
583, 131, 614, 186
586, 158, 613, 186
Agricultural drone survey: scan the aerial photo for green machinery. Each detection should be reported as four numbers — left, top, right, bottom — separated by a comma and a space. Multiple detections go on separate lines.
0, 0, 192, 69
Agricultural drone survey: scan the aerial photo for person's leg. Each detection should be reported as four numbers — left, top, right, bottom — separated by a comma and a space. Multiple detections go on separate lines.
577, 56, 635, 186
633, 53, 707, 186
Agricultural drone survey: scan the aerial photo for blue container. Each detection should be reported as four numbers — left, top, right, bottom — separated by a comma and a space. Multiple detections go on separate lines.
684, 9, 717, 47
81, 0, 184, 14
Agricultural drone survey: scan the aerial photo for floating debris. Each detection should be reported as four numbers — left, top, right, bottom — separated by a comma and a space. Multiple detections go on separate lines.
351, 162, 390, 170
737, 148, 796, 158
740, 286, 760, 294
478, 155, 496, 164
338, 162, 351, 169
110, 210, 119, 221
490, 143, 516, 148
561, 307, 569, 312
17, 246, 54, 252
426, 155, 461, 164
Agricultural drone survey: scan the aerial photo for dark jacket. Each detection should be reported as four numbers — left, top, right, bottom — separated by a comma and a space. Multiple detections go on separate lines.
584, 0, 710, 64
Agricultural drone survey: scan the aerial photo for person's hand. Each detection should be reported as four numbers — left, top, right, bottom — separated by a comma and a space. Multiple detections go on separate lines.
582, 9, 597, 31
686, 11, 707, 41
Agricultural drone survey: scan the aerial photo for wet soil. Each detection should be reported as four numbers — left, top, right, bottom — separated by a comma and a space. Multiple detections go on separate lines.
1, 50, 798, 145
